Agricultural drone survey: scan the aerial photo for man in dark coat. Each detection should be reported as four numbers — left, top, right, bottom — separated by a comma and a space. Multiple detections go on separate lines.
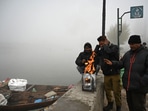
104, 35, 148, 111
75, 42, 99, 74
94, 36, 121, 111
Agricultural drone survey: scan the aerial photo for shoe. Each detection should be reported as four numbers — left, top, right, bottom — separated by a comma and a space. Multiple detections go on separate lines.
103, 102, 113, 111
116, 106, 121, 111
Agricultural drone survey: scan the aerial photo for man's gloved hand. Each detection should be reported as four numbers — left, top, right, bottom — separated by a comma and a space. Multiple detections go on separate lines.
82, 59, 86, 64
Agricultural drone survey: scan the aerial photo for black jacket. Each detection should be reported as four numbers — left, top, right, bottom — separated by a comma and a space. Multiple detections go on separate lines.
75, 51, 92, 67
94, 43, 120, 75
113, 46, 148, 93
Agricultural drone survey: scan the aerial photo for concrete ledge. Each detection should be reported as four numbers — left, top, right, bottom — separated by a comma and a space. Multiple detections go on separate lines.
47, 73, 104, 111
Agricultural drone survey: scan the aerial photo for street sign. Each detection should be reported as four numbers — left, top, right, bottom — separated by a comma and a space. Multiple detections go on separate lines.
130, 6, 143, 18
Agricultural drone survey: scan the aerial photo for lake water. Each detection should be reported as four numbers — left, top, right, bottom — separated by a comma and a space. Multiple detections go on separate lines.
0, 47, 81, 86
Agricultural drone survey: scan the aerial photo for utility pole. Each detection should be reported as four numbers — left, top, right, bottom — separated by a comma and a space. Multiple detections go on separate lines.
117, 8, 130, 49
117, 6, 143, 50
102, 0, 106, 36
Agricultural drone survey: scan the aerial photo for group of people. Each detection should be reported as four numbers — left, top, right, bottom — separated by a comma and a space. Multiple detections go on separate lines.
75, 35, 148, 111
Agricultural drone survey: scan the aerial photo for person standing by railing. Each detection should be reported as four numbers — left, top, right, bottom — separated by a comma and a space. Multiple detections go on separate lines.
94, 35, 121, 111
104, 35, 148, 111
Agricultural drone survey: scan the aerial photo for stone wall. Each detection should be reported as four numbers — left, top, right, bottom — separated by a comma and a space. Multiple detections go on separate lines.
47, 73, 104, 111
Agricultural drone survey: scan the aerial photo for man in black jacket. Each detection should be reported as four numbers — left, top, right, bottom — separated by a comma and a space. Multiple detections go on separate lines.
75, 42, 99, 74
94, 36, 121, 111
104, 35, 148, 111
75, 42, 93, 74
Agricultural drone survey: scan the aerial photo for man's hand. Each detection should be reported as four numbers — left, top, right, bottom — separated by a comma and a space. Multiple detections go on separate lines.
104, 59, 112, 65
82, 59, 86, 64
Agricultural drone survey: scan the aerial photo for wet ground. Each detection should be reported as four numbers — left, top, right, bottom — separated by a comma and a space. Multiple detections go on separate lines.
104, 89, 148, 111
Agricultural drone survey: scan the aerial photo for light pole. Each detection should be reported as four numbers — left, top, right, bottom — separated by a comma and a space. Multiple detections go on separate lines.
102, 0, 106, 36
117, 8, 130, 51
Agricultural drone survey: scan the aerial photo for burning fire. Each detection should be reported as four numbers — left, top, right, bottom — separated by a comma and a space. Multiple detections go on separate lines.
84, 51, 96, 74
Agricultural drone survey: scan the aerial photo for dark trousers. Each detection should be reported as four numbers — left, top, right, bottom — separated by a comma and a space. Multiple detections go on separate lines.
126, 90, 146, 111
76, 66, 85, 74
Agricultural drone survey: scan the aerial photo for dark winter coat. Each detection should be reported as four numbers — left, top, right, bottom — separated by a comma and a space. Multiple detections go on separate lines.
112, 46, 148, 93
94, 43, 120, 75
75, 51, 92, 67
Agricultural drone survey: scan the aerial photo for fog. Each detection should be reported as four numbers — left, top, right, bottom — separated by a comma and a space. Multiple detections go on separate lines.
0, 0, 147, 85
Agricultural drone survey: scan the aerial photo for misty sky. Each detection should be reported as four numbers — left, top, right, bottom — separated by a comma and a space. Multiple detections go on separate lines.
0, 0, 147, 85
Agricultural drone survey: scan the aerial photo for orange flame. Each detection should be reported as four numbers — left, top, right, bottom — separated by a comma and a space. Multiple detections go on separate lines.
84, 51, 96, 74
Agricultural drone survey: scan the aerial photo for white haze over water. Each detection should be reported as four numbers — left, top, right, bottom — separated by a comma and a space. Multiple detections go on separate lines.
0, 0, 147, 85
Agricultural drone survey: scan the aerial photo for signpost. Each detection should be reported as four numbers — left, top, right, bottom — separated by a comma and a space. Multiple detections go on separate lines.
130, 6, 143, 19
117, 6, 143, 53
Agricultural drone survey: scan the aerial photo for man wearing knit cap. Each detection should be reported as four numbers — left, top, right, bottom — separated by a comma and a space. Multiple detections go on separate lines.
104, 35, 148, 111
75, 42, 93, 74
142, 42, 147, 49
75, 42, 99, 74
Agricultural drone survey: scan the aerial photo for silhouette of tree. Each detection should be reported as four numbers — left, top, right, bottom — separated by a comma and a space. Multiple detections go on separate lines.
107, 22, 130, 45
106, 22, 130, 54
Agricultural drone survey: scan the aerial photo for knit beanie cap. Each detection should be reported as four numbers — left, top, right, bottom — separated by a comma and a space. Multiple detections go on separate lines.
84, 42, 92, 49
128, 35, 141, 44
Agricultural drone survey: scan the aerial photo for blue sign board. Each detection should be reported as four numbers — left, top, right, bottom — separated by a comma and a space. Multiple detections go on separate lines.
130, 6, 143, 18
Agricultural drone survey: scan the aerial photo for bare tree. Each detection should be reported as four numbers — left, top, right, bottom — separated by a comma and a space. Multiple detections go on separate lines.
106, 22, 130, 54
107, 22, 130, 45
